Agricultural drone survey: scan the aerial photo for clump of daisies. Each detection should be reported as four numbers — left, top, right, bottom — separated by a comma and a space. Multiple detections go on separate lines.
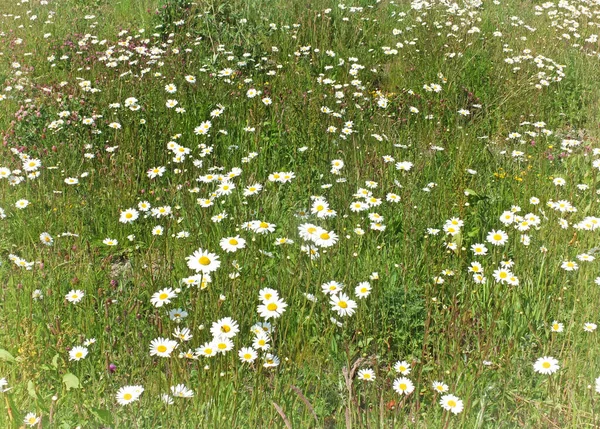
257, 288, 287, 320
116, 385, 144, 405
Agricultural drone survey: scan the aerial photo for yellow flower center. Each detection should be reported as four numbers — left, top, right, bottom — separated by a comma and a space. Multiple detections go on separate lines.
229, 239, 238, 245
542, 362, 551, 369
244, 353, 252, 359
157, 345, 167, 353
493, 234, 501, 241
76, 352, 83, 358
123, 393, 132, 401
338, 301, 348, 309
159, 293, 168, 300
259, 222, 269, 229
218, 343, 227, 350
399, 383, 407, 390
126, 213, 133, 219
28, 417, 37, 424
267, 303, 278, 311
199, 256, 211, 265
448, 400, 457, 407
320, 233, 330, 240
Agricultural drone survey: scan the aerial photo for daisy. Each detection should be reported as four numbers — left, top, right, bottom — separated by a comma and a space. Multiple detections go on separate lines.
196, 342, 217, 358
259, 288, 279, 302
214, 337, 234, 354
151, 288, 177, 307
103, 238, 118, 246
171, 384, 194, 398
220, 236, 246, 253
468, 262, 483, 274
186, 248, 221, 274
243, 184, 263, 197
147, 166, 166, 179
253, 221, 276, 234
252, 332, 271, 351
487, 230, 508, 246
210, 317, 239, 339
119, 208, 139, 223
432, 381, 449, 393
263, 353, 280, 368
69, 346, 88, 361
357, 368, 376, 381
394, 361, 411, 375
314, 230, 338, 248
40, 232, 54, 246
533, 356, 559, 375
65, 290, 84, 303
322, 281, 344, 295
393, 377, 415, 395
298, 223, 322, 241
24, 413, 40, 427
257, 298, 288, 320
169, 308, 188, 322
561, 261, 578, 271
116, 385, 143, 405
395, 161, 413, 171
471, 243, 488, 255
551, 321, 564, 332
492, 268, 512, 283
15, 199, 30, 209
440, 394, 464, 414
330, 293, 358, 317
138, 201, 151, 211
238, 347, 258, 363
173, 327, 193, 342
149, 338, 178, 357
584, 323, 597, 332
355, 282, 371, 298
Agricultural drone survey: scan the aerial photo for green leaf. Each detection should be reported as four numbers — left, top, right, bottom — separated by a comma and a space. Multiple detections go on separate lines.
27, 380, 37, 399
51, 354, 60, 369
87, 407, 113, 425
451, 231, 463, 249
0, 348, 16, 363
62, 373, 80, 390
467, 227, 480, 238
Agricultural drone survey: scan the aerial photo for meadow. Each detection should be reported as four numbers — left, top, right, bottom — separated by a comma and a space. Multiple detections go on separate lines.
1, 0, 600, 427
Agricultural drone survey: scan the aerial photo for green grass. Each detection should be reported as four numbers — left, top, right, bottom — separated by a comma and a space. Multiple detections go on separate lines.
1, 0, 600, 427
